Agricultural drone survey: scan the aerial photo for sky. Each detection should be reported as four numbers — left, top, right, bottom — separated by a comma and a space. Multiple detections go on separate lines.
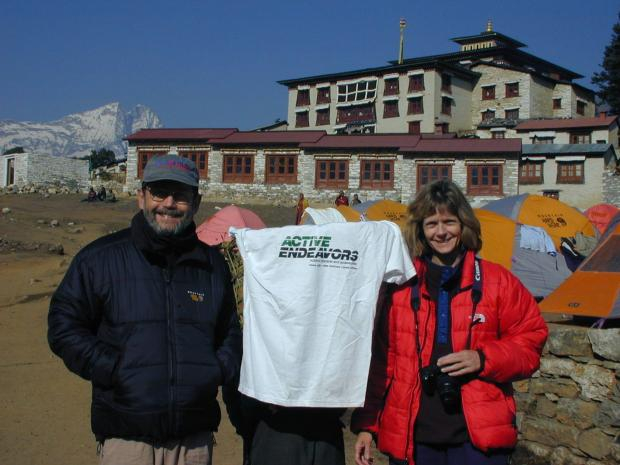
1, 0, 618, 130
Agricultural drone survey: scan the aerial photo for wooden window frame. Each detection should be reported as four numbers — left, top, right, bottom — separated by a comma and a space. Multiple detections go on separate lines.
492, 131, 505, 139
315, 159, 349, 188
407, 97, 424, 115
434, 123, 449, 135
441, 74, 452, 93
295, 111, 309, 128
383, 100, 399, 118
360, 159, 395, 189
557, 161, 584, 184
137, 150, 167, 179
265, 154, 297, 184
482, 85, 495, 100
576, 101, 586, 116
408, 74, 424, 92
481, 109, 495, 121
553, 98, 562, 109
570, 132, 591, 144
519, 161, 544, 184
505, 82, 519, 98
441, 96, 452, 115
408, 121, 421, 134
222, 154, 254, 184
467, 164, 503, 195
178, 151, 209, 178
505, 108, 519, 120
316, 87, 331, 104
383, 78, 400, 96
296, 88, 310, 106
316, 108, 330, 126
417, 164, 452, 190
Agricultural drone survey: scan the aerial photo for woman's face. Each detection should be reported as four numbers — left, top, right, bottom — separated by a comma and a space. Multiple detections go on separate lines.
422, 208, 462, 261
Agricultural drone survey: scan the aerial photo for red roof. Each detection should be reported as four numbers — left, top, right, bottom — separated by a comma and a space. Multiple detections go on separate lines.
300, 134, 421, 149
401, 138, 521, 153
209, 131, 326, 145
125, 128, 238, 141
515, 116, 618, 131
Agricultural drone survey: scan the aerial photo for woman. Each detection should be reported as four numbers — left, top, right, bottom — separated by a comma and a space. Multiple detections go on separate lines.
295, 193, 309, 225
352, 180, 547, 465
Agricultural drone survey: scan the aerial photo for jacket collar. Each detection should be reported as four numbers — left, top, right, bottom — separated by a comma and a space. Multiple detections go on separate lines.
413, 249, 477, 295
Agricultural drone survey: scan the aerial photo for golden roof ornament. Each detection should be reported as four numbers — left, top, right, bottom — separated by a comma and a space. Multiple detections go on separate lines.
486, 19, 493, 32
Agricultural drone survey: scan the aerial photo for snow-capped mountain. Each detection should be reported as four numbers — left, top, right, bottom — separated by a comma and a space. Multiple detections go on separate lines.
0, 102, 163, 159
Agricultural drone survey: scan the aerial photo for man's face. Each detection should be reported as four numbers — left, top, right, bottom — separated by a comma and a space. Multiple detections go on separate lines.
137, 181, 201, 236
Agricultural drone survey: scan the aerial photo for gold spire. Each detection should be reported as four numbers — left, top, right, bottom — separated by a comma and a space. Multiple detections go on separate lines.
398, 18, 407, 65
486, 19, 493, 32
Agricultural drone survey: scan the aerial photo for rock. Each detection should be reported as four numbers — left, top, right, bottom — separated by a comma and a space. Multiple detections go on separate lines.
571, 364, 616, 401
535, 396, 557, 417
549, 447, 589, 465
520, 417, 579, 448
515, 391, 537, 414
511, 441, 552, 465
47, 188, 57, 194
556, 398, 598, 429
36, 219, 46, 224
513, 379, 530, 393
2, 207, 11, 214
540, 357, 578, 377
589, 329, 620, 362
29, 278, 41, 285
67, 222, 75, 226
43, 194, 50, 199
610, 439, 620, 462
50, 219, 59, 227
547, 324, 593, 357
578, 429, 612, 460
47, 244, 64, 255
68, 227, 84, 234
594, 400, 620, 428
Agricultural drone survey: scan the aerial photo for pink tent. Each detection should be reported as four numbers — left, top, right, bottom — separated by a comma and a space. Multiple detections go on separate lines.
585, 203, 619, 234
197, 205, 266, 246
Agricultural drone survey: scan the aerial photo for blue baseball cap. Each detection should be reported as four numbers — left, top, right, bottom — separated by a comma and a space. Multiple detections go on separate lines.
143, 153, 199, 187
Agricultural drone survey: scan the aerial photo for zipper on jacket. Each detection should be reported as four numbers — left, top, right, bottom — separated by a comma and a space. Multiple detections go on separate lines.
163, 268, 176, 435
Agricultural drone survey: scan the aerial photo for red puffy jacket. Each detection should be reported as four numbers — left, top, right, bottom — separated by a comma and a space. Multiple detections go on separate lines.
351, 251, 548, 463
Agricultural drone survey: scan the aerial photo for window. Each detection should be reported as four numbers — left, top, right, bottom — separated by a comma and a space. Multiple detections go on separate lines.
519, 161, 544, 184
408, 74, 424, 92
384, 78, 399, 96
481, 109, 495, 121
407, 97, 424, 115
360, 160, 394, 189
570, 132, 591, 144
434, 123, 449, 134
337, 79, 377, 103
505, 82, 519, 98
179, 151, 208, 177
441, 74, 452, 93
441, 97, 452, 115
315, 160, 349, 188
266, 154, 297, 184
505, 108, 519, 120
316, 108, 330, 126
417, 164, 452, 190
532, 136, 555, 144
138, 151, 167, 178
482, 85, 495, 100
557, 162, 584, 184
295, 111, 309, 128
296, 88, 310, 106
543, 190, 560, 200
223, 154, 254, 183
317, 86, 330, 104
467, 164, 503, 195
336, 104, 376, 125
408, 121, 421, 134
492, 131, 505, 139
553, 98, 562, 109
383, 101, 399, 118
576, 101, 586, 115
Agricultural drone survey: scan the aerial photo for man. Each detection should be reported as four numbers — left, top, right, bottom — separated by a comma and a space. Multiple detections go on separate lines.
48, 154, 242, 465
335, 191, 349, 207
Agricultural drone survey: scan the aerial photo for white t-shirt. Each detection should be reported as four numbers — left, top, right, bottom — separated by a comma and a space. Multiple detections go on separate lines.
231, 221, 415, 407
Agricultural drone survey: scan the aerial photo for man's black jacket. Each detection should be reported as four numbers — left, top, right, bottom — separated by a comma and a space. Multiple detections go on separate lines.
48, 215, 242, 442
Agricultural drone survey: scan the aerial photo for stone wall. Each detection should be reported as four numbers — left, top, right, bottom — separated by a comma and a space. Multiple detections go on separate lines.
602, 170, 620, 207
512, 324, 620, 465
0, 152, 89, 190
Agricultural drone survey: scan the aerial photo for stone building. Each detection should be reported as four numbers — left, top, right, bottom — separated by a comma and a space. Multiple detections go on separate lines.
278, 22, 595, 136
0, 151, 89, 190
125, 128, 520, 205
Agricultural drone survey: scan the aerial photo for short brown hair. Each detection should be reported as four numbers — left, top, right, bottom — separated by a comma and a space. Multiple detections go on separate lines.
404, 180, 482, 257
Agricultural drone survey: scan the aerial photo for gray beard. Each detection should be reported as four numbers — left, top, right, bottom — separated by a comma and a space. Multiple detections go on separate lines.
144, 207, 194, 237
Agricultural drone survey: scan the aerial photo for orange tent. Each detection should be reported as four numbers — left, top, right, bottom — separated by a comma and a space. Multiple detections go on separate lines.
482, 194, 596, 248
540, 223, 620, 318
354, 199, 408, 228
474, 209, 516, 270
585, 203, 619, 234
197, 205, 266, 245
335, 205, 363, 222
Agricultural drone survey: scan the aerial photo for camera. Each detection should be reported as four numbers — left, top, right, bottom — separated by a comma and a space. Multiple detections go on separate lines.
420, 364, 462, 409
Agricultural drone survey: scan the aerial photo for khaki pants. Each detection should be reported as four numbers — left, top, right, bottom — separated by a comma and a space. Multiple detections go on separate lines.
99, 431, 213, 465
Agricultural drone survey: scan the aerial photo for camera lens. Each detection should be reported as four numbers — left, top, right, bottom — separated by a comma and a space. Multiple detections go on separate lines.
436, 372, 461, 409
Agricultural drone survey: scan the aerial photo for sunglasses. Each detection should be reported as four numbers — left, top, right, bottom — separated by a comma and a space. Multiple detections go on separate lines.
145, 185, 195, 205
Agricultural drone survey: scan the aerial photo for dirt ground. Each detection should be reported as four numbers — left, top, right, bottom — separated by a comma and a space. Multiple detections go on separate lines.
0, 193, 387, 465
